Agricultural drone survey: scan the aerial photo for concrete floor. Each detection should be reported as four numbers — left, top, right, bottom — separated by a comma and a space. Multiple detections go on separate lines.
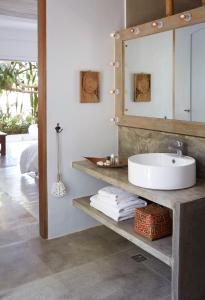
0, 139, 171, 300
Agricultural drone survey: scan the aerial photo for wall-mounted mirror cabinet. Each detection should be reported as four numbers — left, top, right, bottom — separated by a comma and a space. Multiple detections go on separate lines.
114, 6, 205, 137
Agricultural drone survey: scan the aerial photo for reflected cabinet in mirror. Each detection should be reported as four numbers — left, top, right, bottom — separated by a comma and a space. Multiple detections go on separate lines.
115, 6, 205, 137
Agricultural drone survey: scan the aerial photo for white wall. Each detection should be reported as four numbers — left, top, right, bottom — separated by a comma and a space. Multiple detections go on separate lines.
124, 31, 173, 119
46, 0, 124, 238
0, 15, 37, 61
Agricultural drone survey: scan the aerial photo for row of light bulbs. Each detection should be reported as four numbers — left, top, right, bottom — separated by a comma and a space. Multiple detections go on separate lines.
109, 12, 192, 96
110, 12, 192, 39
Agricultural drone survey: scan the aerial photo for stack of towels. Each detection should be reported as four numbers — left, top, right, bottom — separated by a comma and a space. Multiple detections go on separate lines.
90, 186, 147, 222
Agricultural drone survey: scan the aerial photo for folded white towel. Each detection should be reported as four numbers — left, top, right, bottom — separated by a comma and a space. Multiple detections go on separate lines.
98, 186, 133, 202
98, 194, 141, 206
91, 196, 136, 211
90, 201, 135, 222
90, 194, 147, 222
90, 195, 147, 211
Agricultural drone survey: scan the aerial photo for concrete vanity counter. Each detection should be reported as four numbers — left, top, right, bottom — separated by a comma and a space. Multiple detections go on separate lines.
72, 160, 205, 209
72, 160, 205, 300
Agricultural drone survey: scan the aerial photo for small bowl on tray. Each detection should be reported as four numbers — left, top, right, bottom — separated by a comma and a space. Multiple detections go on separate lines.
84, 157, 127, 168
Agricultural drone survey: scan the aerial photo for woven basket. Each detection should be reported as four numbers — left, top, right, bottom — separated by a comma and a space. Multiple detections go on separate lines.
134, 204, 172, 241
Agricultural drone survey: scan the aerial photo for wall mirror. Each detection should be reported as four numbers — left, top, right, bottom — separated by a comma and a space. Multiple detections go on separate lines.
124, 22, 205, 122
115, 6, 205, 137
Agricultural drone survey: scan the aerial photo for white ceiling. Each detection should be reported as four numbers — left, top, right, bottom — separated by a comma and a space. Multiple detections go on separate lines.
0, 0, 37, 20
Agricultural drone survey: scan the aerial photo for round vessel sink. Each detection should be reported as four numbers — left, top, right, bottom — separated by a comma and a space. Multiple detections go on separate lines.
128, 153, 196, 190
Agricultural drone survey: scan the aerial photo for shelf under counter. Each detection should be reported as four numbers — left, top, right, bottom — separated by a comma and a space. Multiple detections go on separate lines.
72, 160, 205, 210
73, 196, 172, 267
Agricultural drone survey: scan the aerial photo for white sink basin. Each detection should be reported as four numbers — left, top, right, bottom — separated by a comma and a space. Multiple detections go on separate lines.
128, 153, 196, 190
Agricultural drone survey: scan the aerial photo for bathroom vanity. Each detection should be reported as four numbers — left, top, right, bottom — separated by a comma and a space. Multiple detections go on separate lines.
73, 160, 205, 300
73, 4, 205, 300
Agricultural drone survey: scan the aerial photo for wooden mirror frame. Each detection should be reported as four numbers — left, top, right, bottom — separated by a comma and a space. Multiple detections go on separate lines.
115, 6, 205, 137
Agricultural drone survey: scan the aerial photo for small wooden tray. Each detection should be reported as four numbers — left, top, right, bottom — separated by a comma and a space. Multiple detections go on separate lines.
84, 157, 127, 168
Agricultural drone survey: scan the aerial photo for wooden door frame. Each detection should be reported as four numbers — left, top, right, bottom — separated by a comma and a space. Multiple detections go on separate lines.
38, 0, 48, 239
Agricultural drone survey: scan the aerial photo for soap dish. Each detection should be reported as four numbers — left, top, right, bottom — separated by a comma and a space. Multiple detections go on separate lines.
84, 157, 127, 168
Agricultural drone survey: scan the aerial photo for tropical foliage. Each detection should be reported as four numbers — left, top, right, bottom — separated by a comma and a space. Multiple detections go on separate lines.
0, 61, 38, 134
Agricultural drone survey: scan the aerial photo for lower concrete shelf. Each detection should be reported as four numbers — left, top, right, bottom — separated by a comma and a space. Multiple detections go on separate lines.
73, 196, 173, 267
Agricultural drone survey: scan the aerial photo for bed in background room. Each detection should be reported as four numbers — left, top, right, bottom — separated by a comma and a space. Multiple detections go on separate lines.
20, 125, 38, 175
20, 141, 38, 175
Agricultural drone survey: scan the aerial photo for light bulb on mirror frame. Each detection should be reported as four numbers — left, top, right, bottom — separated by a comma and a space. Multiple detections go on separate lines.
109, 61, 120, 68
110, 89, 120, 96
130, 27, 140, 35
110, 117, 119, 124
179, 12, 192, 22
151, 20, 164, 29
110, 32, 120, 39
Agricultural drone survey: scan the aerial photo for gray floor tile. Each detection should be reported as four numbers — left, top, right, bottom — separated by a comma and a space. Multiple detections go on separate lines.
0, 229, 22, 247
0, 242, 52, 292
0, 224, 172, 300
0, 202, 36, 231
28, 226, 134, 273
0, 140, 39, 247
15, 223, 39, 241
123, 247, 171, 282
56, 246, 171, 300
0, 275, 70, 300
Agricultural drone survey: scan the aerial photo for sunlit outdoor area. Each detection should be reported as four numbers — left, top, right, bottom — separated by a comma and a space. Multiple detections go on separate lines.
0, 61, 38, 175
0, 61, 38, 134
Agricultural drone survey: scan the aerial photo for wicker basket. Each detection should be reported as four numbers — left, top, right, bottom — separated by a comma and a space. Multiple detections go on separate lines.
134, 204, 172, 241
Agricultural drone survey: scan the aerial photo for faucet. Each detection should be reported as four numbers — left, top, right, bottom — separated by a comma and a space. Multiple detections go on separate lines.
169, 140, 184, 157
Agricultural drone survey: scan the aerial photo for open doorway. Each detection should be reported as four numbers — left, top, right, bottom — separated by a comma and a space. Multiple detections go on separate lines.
0, 60, 39, 241
0, 60, 39, 233
0, 0, 48, 241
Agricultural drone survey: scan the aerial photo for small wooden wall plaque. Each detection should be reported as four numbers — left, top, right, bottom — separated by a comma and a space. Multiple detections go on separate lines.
80, 71, 100, 103
134, 73, 151, 102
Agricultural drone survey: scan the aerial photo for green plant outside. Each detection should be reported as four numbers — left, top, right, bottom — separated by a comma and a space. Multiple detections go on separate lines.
0, 61, 38, 134
0, 115, 36, 134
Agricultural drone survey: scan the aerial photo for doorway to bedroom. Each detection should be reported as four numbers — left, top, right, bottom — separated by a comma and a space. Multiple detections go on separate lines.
0, 59, 39, 241
0, 0, 47, 242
